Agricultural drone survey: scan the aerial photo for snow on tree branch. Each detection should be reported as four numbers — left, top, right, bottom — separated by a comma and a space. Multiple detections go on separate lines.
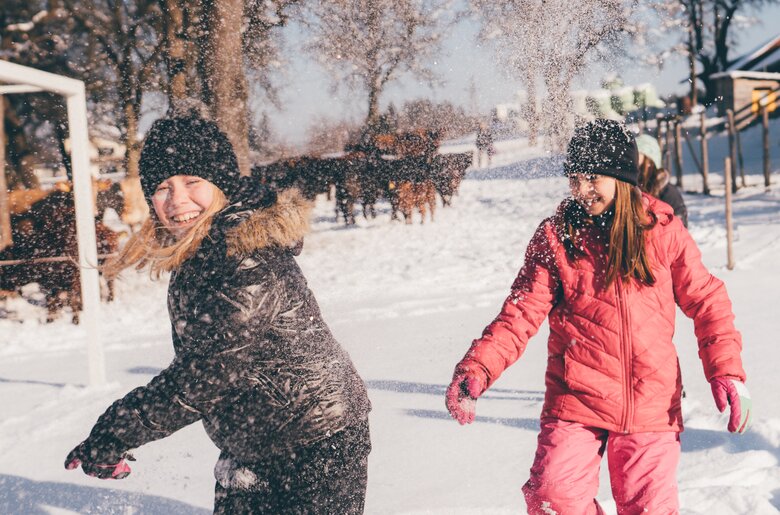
304, 0, 456, 127
471, 0, 642, 148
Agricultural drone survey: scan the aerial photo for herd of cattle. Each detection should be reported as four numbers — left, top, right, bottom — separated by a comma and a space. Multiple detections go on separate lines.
0, 178, 145, 324
253, 150, 473, 225
0, 147, 473, 324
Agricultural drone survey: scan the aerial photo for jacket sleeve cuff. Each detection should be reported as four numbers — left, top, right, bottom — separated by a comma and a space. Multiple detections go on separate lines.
698, 341, 746, 382
454, 357, 491, 393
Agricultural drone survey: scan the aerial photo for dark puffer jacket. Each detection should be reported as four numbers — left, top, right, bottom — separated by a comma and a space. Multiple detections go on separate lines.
87, 189, 370, 462
657, 169, 688, 228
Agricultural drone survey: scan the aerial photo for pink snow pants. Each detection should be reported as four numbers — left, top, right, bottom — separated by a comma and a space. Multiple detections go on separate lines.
522, 418, 680, 515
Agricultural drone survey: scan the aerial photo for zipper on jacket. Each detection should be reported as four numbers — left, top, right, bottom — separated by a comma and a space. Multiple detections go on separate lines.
615, 279, 633, 433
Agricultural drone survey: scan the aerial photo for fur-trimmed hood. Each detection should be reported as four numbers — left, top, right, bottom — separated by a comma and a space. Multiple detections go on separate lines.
223, 189, 312, 257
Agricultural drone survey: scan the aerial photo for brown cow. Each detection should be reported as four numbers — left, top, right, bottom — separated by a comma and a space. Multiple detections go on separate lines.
117, 177, 149, 230
396, 180, 436, 224
432, 152, 472, 207
0, 191, 120, 323
331, 155, 363, 225
380, 155, 434, 223
8, 188, 52, 215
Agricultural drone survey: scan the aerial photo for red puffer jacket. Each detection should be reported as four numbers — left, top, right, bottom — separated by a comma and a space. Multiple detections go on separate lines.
460, 194, 745, 433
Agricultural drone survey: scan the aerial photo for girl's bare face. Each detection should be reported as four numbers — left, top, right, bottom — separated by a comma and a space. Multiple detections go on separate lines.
151, 175, 215, 237
569, 173, 617, 216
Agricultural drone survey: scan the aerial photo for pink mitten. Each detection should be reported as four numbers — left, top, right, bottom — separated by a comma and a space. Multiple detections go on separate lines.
710, 376, 752, 434
445, 372, 485, 425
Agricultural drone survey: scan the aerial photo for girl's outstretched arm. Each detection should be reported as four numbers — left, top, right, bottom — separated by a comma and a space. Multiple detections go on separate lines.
65, 253, 284, 476
63, 355, 206, 479
465, 222, 560, 388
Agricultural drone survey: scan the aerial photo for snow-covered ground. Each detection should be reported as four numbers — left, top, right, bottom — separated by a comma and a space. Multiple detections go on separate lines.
1, 135, 779, 514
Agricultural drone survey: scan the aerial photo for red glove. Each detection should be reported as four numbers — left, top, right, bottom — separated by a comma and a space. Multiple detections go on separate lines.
445, 367, 486, 425
710, 376, 752, 434
65, 434, 135, 480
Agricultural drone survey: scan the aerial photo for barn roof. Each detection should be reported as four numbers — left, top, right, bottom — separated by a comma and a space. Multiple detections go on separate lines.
710, 70, 780, 81
725, 33, 780, 74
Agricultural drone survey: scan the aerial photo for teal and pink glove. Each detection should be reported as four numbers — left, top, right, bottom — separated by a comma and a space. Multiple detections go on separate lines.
445, 365, 487, 425
710, 376, 752, 434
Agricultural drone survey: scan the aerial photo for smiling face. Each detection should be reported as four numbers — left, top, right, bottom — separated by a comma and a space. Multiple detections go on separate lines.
151, 175, 216, 238
569, 173, 618, 216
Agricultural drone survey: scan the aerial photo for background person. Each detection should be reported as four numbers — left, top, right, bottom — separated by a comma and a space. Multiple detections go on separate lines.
635, 133, 688, 227
475, 122, 494, 168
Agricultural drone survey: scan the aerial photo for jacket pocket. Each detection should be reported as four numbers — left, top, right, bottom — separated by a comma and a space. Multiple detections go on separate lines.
563, 352, 610, 401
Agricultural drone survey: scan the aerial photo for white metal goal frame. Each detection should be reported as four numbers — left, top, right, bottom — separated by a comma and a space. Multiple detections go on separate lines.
0, 59, 105, 386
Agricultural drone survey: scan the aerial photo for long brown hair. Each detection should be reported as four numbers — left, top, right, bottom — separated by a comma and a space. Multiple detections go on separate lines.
103, 185, 228, 280
560, 181, 657, 288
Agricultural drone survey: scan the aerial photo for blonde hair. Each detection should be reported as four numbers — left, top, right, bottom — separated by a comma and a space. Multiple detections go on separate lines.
560, 181, 657, 289
103, 185, 228, 280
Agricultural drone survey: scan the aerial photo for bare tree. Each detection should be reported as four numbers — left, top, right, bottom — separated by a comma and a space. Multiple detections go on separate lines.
306, 0, 455, 131
471, 0, 639, 149
3, 0, 300, 185
161, 0, 189, 100
159, 0, 299, 175
653, 0, 777, 105
1, 0, 95, 187
304, 115, 360, 155
197, 0, 254, 175
397, 99, 478, 139
63, 0, 165, 177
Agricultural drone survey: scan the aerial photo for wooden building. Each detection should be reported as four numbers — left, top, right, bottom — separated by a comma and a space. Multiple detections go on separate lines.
711, 34, 780, 129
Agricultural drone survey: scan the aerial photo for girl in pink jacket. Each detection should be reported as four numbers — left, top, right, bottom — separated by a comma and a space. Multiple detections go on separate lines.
446, 119, 751, 514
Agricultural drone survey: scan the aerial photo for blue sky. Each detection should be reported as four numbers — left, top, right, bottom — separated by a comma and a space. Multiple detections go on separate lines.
268, 5, 780, 146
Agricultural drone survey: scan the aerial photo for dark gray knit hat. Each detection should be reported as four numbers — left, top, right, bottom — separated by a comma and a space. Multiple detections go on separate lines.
563, 119, 639, 186
139, 115, 241, 200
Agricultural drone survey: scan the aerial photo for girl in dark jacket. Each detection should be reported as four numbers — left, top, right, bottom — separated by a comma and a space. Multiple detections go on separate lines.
64, 114, 371, 514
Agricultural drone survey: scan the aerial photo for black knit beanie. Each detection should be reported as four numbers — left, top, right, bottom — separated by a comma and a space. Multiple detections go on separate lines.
139, 115, 241, 200
563, 119, 639, 186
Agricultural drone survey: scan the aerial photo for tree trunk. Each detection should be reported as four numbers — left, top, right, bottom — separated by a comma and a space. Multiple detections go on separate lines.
3, 97, 38, 190
194, 2, 212, 107
164, 0, 188, 102
366, 83, 381, 130
202, 0, 251, 176
116, 35, 143, 179
714, 5, 738, 72
124, 98, 141, 178
53, 119, 73, 181
695, 39, 719, 105
543, 75, 573, 152
183, 4, 202, 97
363, 6, 382, 131
688, 23, 698, 107
524, 70, 539, 147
